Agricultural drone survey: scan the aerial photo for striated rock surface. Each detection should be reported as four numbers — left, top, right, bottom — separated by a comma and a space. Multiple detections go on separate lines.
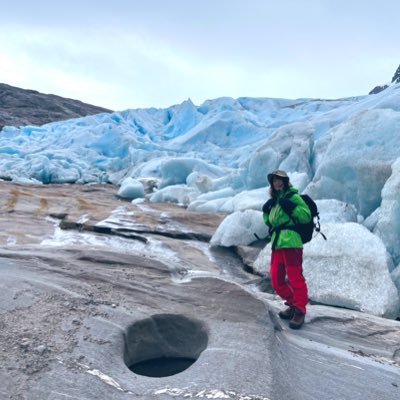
0, 83, 111, 130
0, 182, 399, 400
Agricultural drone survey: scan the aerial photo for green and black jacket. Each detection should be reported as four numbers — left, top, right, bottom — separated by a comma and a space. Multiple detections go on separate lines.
263, 187, 311, 249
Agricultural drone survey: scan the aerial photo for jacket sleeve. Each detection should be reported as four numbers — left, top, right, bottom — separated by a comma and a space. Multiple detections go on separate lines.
290, 194, 311, 224
263, 212, 270, 226
262, 199, 274, 227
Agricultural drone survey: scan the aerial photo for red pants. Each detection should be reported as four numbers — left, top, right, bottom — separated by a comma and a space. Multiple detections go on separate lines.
270, 248, 308, 314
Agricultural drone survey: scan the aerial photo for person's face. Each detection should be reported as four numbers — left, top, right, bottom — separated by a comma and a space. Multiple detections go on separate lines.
273, 176, 285, 191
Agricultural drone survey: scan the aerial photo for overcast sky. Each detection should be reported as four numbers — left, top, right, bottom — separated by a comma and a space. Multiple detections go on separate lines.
0, 0, 398, 111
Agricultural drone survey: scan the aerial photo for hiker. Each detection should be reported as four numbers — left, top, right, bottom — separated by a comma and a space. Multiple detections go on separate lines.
262, 170, 311, 329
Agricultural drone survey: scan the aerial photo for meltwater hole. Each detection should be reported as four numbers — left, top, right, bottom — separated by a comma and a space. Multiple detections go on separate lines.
130, 356, 196, 378
124, 314, 208, 377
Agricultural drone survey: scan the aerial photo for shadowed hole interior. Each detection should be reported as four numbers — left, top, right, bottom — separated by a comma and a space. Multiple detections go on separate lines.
124, 313, 208, 377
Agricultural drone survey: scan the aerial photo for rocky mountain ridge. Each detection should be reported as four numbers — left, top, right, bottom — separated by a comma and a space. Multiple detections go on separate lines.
0, 83, 112, 130
369, 64, 400, 94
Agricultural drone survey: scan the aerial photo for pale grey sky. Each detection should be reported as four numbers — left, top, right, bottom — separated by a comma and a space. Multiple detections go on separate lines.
0, 0, 398, 110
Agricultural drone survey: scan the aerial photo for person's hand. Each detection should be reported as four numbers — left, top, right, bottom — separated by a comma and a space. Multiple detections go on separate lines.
279, 198, 296, 214
262, 199, 276, 213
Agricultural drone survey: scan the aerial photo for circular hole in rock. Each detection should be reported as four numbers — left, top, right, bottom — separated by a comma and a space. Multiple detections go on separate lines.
124, 313, 208, 377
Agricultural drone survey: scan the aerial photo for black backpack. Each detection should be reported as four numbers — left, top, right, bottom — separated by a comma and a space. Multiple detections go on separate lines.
286, 193, 326, 243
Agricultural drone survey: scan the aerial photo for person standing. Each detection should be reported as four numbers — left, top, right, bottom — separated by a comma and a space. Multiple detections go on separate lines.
262, 170, 311, 329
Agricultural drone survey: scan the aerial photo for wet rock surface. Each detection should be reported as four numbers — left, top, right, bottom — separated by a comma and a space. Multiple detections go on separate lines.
0, 182, 399, 399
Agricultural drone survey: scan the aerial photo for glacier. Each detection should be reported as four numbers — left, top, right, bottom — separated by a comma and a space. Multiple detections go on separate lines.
1, 84, 400, 318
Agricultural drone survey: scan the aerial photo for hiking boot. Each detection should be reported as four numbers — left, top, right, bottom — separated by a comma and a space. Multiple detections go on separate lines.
278, 306, 295, 320
289, 309, 305, 329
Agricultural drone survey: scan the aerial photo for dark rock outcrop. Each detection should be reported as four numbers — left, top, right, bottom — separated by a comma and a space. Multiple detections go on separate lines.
0, 83, 112, 130
391, 64, 400, 84
369, 84, 389, 95
369, 64, 400, 95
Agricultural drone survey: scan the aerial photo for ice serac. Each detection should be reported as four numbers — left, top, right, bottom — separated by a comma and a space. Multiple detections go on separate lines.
157, 157, 227, 189
305, 108, 400, 217
304, 223, 399, 318
210, 210, 269, 247
374, 157, 400, 265
148, 184, 200, 206
117, 177, 145, 199
163, 99, 202, 139
315, 199, 358, 223
240, 121, 314, 189
392, 264, 400, 294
